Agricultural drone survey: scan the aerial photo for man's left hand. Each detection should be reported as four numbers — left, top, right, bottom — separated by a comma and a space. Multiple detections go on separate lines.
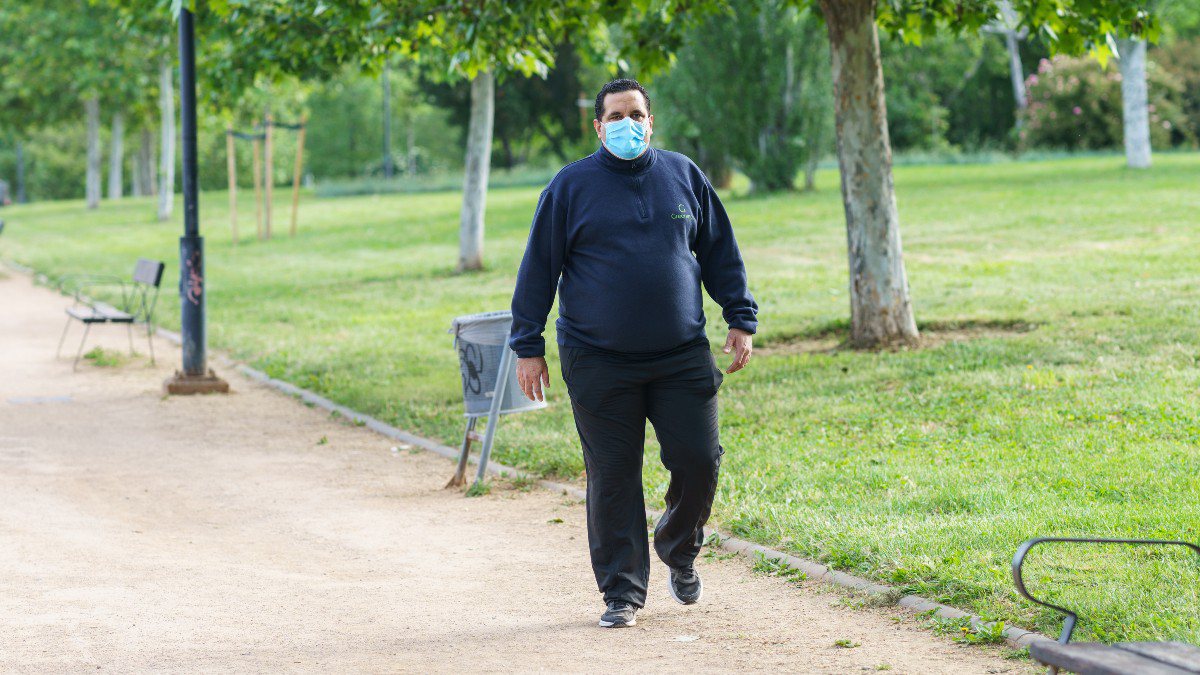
722, 328, 753, 374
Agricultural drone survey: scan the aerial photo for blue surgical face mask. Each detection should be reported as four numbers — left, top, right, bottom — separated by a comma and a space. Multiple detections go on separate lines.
602, 117, 649, 160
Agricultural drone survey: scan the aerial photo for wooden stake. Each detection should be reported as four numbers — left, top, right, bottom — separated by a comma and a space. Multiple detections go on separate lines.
290, 114, 307, 237
226, 126, 238, 245
264, 113, 274, 240
251, 137, 264, 240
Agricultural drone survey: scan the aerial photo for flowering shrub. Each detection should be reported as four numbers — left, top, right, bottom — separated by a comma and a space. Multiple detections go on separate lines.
1157, 39, 1200, 146
1018, 54, 1193, 150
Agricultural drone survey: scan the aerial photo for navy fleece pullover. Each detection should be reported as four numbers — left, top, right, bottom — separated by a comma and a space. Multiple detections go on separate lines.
507, 144, 759, 358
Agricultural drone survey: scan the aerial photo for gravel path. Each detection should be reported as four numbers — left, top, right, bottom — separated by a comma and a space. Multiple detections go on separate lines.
0, 267, 1030, 673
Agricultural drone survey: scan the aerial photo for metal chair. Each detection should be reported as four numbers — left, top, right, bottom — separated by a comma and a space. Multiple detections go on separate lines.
55, 258, 165, 370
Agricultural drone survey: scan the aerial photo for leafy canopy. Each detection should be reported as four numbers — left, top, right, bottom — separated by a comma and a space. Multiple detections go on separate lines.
160, 0, 1157, 108
873, 0, 1159, 67
172, 0, 731, 104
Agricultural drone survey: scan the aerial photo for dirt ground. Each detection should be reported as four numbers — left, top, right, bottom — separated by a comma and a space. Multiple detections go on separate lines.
0, 268, 1031, 673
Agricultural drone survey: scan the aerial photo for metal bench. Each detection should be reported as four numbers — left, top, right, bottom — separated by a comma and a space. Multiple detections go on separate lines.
55, 258, 165, 370
1013, 537, 1200, 674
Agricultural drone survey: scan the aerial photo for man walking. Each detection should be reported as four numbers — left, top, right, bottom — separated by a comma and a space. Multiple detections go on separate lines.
507, 79, 758, 628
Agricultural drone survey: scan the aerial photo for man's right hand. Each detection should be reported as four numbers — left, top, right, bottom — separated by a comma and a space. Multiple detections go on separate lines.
516, 356, 550, 402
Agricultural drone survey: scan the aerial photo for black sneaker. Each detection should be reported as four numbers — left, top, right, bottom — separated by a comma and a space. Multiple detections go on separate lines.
598, 599, 638, 628
668, 565, 703, 605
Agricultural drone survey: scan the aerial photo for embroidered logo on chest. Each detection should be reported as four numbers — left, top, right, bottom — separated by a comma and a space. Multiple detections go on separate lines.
670, 203, 694, 220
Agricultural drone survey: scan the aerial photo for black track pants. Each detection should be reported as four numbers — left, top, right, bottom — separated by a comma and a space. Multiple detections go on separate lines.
559, 336, 725, 608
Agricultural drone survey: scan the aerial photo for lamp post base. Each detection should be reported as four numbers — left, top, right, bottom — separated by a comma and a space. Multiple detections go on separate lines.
164, 368, 230, 395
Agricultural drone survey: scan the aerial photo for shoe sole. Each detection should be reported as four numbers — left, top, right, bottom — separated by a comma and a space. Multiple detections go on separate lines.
598, 617, 636, 628
668, 575, 703, 605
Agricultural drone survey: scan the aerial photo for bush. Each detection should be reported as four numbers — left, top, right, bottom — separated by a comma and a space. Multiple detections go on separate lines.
0, 125, 90, 202
655, 1, 833, 193
1156, 38, 1200, 145
1019, 55, 1194, 151
880, 36, 956, 152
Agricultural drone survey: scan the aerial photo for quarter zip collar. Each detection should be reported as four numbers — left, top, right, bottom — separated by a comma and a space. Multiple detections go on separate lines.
594, 142, 657, 175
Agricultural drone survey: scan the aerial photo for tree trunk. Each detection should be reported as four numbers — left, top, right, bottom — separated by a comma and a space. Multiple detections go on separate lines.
713, 166, 733, 190
382, 62, 394, 179
15, 139, 26, 203
819, 0, 918, 347
85, 96, 102, 209
999, 2, 1027, 116
107, 110, 125, 200
1005, 33, 1026, 111
457, 70, 494, 272
158, 60, 176, 221
406, 125, 417, 176
132, 135, 144, 197
500, 134, 514, 170
783, 19, 797, 121
147, 127, 159, 196
804, 151, 819, 191
135, 127, 155, 197
533, 117, 567, 161
264, 112, 274, 238
1117, 37, 1151, 169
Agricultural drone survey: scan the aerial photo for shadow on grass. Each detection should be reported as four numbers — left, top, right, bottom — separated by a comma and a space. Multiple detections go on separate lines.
757, 318, 1040, 356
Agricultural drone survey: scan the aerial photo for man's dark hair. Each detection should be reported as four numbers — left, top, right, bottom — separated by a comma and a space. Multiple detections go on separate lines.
594, 78, 651, 122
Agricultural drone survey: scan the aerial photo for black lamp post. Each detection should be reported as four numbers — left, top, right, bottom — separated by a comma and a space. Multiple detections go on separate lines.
164, 6, 228, 395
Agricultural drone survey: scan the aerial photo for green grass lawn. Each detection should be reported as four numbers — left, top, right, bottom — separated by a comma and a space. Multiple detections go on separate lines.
3, 153, 1198, 645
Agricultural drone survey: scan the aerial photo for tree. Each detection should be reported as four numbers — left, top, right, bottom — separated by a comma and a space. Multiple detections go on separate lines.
106, 0, 178, 215
658, 1, 833, 194
385, 3, 703, 272
0, 1, 118, 208
407, 0, 1158, 338
1116, 36, 1151, 167
171, 0, 1160, 343
85, 97, 102, 208
108, 111, 126, 200
135, 127, 157, 196
106, 4, 175, 202
158, 59, 176, 220
381, 62, 394, 179
456, 71, 494, 270
445, 68, 493, 270
1111, 0, 1199, 168
816, 0, 919, 344
982, 1, 1031, 124
0, 5, 50, 203
810, 0, 1159, 346
0, 0, 171, 207
422, 42, 599, 169
391, 65, 444, 176
193, 0, 709, 272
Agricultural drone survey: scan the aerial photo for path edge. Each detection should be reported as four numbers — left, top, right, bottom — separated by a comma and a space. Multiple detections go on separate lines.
3, 259, 1051, 651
